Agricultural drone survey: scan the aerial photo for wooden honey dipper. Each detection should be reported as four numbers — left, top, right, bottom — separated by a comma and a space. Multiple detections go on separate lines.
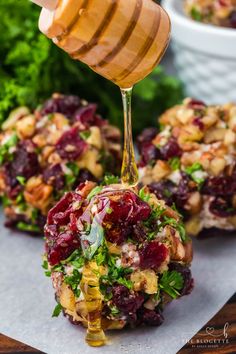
31, 0, 171, 88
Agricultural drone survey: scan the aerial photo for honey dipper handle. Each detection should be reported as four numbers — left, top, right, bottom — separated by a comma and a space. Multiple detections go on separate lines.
30, 0, 57, 10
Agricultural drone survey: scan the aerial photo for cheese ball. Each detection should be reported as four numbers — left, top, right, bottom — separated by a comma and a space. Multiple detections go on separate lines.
44, 180, 193, 345
184, 0, 236, 28
138, 98, 236, 236
0, 94, 121, 233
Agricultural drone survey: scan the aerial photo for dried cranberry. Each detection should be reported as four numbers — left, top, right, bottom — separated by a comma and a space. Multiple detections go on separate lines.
132, 221, 148, 242
187, 99, 206, 110
169, 263, 194, 296
209, 197, 236, 218
148, 180, 176, 206
192, 117, 204, 131
160, 138, 182, 160
6, 140, 40, 188
202, 176, 236, 197
137, 127, 158, 151
76, 169, 96, 184
40, 95, 81, 118
43, 164, 65, 191
47, 192, 74, 225
106, 224, 132, 245
112, 285, 144, 314
46, 230, 80, 265
139, 241, 169, 270
36, 213, 47, 232
74, 104, 98, 128
175, 173, 195, 207
139, 142, 161, 166
7, 184, 22, 199
56, 127, 87, 160
104, 191, 151, 225
138, 308, 164, 326
230, 11, 236, 28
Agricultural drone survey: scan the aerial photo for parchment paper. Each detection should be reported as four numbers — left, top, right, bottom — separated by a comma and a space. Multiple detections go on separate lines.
0, 211, 236, 354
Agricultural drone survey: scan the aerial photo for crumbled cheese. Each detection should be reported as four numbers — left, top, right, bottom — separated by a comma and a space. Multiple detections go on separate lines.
192, 170, 208, 180
168, 170, 182, 184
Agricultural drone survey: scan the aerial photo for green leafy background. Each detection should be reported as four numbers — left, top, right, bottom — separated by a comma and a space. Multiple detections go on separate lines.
0, 0, 183, 135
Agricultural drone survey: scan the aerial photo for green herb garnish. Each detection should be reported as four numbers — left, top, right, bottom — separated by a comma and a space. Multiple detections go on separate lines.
64, 269, 82, 291
66, 162, 80, 176
185, 162, 205, 186
1, 195, 11, 207
52, 303, 63, 317
79, 130, 91, 140
110, 306, 120, 316
102, 174, 119, 185
168, 157, 180, 171
87, 186, 103, 201
16, 176, 26, 185
16, 221, 40, 233
0, 134, 18, 165
139, 186, 151, 202
159, 270, 184, 299
190, 7, 203, 21
185, 162, 203, 175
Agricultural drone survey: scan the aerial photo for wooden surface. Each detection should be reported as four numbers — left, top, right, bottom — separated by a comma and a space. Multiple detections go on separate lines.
178, 293, 236, 354
0, 334, 44, 354
0, 293, 235, 354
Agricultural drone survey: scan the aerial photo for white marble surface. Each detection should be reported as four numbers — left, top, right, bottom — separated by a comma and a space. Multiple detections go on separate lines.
0, 211, 236, 354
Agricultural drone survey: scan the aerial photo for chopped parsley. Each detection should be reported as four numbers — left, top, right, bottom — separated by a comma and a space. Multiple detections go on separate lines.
87, 186, 103, 201
52, 303, 63, 317
61, 249, 83, 264
66, 162, 80, 176
65, 162, 80, 189
64, 269, 82, 295
102, 174, 119, 185
79, 130, 91, 140
16, 176, 26, 185
162, 216, 188, 243
139, 186, 151, 202
185, 162, 203, 175
105, 207, 113, 214
110, 306, 120, 316
0, 133, 18, 165
159, 270, 184, 299
31, 209, 39, 222
190, 7, 203, 21
42, 260, 49, 270
100, 249, 133, 291
1, 195, 11, 207
117, 277, 133, 290
185, 162, 205, 186
16, 221, 40, 233
168, 157, 180, 171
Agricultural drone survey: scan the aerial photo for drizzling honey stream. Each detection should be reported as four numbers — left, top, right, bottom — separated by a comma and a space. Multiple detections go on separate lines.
121, 87, 139, 187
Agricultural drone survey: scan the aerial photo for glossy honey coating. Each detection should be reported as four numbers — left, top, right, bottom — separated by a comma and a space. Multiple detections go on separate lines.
39, 0, 171, 88
44, 181, 193, 346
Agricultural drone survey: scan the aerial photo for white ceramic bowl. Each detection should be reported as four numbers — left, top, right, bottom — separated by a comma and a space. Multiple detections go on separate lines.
162, 0, 236, 104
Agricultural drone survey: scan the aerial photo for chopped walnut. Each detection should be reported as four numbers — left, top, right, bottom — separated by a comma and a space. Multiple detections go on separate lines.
24, 176, 53, 214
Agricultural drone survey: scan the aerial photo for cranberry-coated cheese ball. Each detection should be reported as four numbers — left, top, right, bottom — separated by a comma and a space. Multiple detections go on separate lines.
44, 180, 193, 345
0, 94, 121, 233
138, 98, 236, 236
185, 0, 236, 28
